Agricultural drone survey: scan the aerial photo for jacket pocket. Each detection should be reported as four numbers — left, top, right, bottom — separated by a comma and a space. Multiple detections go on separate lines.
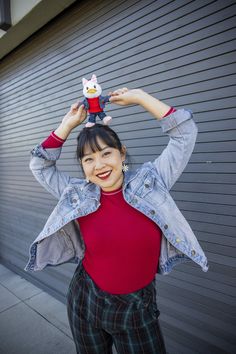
136, 171, 167, 206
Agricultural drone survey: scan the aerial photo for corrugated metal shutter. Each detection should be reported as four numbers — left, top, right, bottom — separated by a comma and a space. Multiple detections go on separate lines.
0, 0, 235, 353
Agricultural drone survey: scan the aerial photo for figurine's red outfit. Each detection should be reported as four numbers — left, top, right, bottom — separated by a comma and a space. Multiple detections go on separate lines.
87, 97, 103, 113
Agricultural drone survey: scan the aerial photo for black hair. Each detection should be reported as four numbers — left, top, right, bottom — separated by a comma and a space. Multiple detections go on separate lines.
76, 124, 125, 162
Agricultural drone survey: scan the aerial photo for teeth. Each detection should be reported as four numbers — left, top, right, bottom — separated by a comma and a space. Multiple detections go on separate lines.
97, 171, 111, 177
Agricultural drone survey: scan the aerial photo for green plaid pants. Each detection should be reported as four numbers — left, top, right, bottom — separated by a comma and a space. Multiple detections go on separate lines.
66, 261, 166, 354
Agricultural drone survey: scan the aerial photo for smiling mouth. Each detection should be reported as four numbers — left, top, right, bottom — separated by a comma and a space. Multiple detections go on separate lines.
96, 170, 112, 180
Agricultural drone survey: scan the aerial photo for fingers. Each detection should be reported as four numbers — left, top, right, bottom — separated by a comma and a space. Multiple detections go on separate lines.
109, 96, 125, 105
109, 95, 118, 102
72, 101, 84, 109
78, 103, 85, 111
69, 103, 78, 113
109, 95, 123, 102
70, 102, 85, 113
110, 87, 128, 96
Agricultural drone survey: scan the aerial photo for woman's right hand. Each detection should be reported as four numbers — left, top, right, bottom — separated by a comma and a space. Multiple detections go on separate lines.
61, 102, 87, 131
109, 88, 145, 106
54, 103, 87, 140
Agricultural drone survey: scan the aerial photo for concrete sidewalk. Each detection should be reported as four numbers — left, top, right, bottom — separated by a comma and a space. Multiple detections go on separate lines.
0, 263, 76, 354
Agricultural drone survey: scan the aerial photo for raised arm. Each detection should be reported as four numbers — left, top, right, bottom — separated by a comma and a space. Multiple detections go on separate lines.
152, 108, 197, 190
29, 103, 87, 199
110, 88, 198, 190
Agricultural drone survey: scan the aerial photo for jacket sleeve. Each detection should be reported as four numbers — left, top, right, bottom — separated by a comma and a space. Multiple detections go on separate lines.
29, 144, 79, 200
153, 109, 198, 191
100, 95, 111, 107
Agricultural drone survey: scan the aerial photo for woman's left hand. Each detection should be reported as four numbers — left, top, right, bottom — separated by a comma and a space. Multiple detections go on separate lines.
109, 88, 145, 106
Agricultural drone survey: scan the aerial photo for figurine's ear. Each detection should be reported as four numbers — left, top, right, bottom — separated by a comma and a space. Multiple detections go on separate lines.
91, 74, 97, 83
82, 78, 88, 86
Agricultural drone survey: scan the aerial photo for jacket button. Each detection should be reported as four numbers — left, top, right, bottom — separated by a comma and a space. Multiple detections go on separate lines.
133, 198, 138, 203
176, 238, 181, 243
144, 183, 150, 188
72, 198, 77, 203
191, 250, 196, 256
164, 224, 168, 229
150, 210, 155, 215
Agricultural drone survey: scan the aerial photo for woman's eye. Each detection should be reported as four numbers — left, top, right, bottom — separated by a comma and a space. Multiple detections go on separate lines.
84, 158, 92, 162
103, 151, 111, 156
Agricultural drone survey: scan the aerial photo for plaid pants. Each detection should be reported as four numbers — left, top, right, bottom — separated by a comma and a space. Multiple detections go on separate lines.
66, 261, 166, 354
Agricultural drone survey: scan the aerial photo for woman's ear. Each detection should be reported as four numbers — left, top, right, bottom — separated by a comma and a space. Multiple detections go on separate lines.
79, 159, 85, 173
121, 145, 127, 161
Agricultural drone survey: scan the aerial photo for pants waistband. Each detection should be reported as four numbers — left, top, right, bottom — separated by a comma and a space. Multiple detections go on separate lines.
78, 261, 156, 302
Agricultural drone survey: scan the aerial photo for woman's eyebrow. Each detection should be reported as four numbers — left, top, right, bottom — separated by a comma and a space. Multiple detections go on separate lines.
83, 146, 110, 157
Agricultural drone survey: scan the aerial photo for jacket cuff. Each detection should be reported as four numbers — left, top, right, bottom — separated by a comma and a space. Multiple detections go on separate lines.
30, 144, 62, 161
158, 109, 193, 133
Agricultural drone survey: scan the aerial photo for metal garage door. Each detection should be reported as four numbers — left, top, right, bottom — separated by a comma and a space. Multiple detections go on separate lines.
0, 0, 235, 352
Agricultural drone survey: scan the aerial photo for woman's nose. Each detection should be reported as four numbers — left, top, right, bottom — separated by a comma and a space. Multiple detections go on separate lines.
94, 159, 106, 170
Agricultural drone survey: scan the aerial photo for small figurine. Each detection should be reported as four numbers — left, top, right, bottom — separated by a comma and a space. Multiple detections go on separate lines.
79, 74, 112, 128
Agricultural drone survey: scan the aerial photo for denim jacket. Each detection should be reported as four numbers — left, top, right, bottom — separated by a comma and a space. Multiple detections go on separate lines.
24, 109, 209, 275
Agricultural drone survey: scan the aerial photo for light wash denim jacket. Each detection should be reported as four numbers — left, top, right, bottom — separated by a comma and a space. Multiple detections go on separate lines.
24, 109, 209, 275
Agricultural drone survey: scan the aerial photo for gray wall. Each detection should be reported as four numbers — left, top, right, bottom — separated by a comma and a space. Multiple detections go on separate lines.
0, 0, 235, 353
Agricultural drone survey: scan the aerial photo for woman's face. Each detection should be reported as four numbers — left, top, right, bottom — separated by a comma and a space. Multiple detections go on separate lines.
81, 137, 126, 192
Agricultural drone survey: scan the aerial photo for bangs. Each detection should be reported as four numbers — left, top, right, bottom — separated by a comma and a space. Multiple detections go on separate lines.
77, 124, 122, 160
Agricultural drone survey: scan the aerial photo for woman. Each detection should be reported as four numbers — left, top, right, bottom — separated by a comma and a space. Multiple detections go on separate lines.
25, 87, 209, 354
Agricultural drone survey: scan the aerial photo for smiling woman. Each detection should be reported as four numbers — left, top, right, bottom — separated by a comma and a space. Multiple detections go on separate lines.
26, 87, 209, 354
76, 125, 126, 191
